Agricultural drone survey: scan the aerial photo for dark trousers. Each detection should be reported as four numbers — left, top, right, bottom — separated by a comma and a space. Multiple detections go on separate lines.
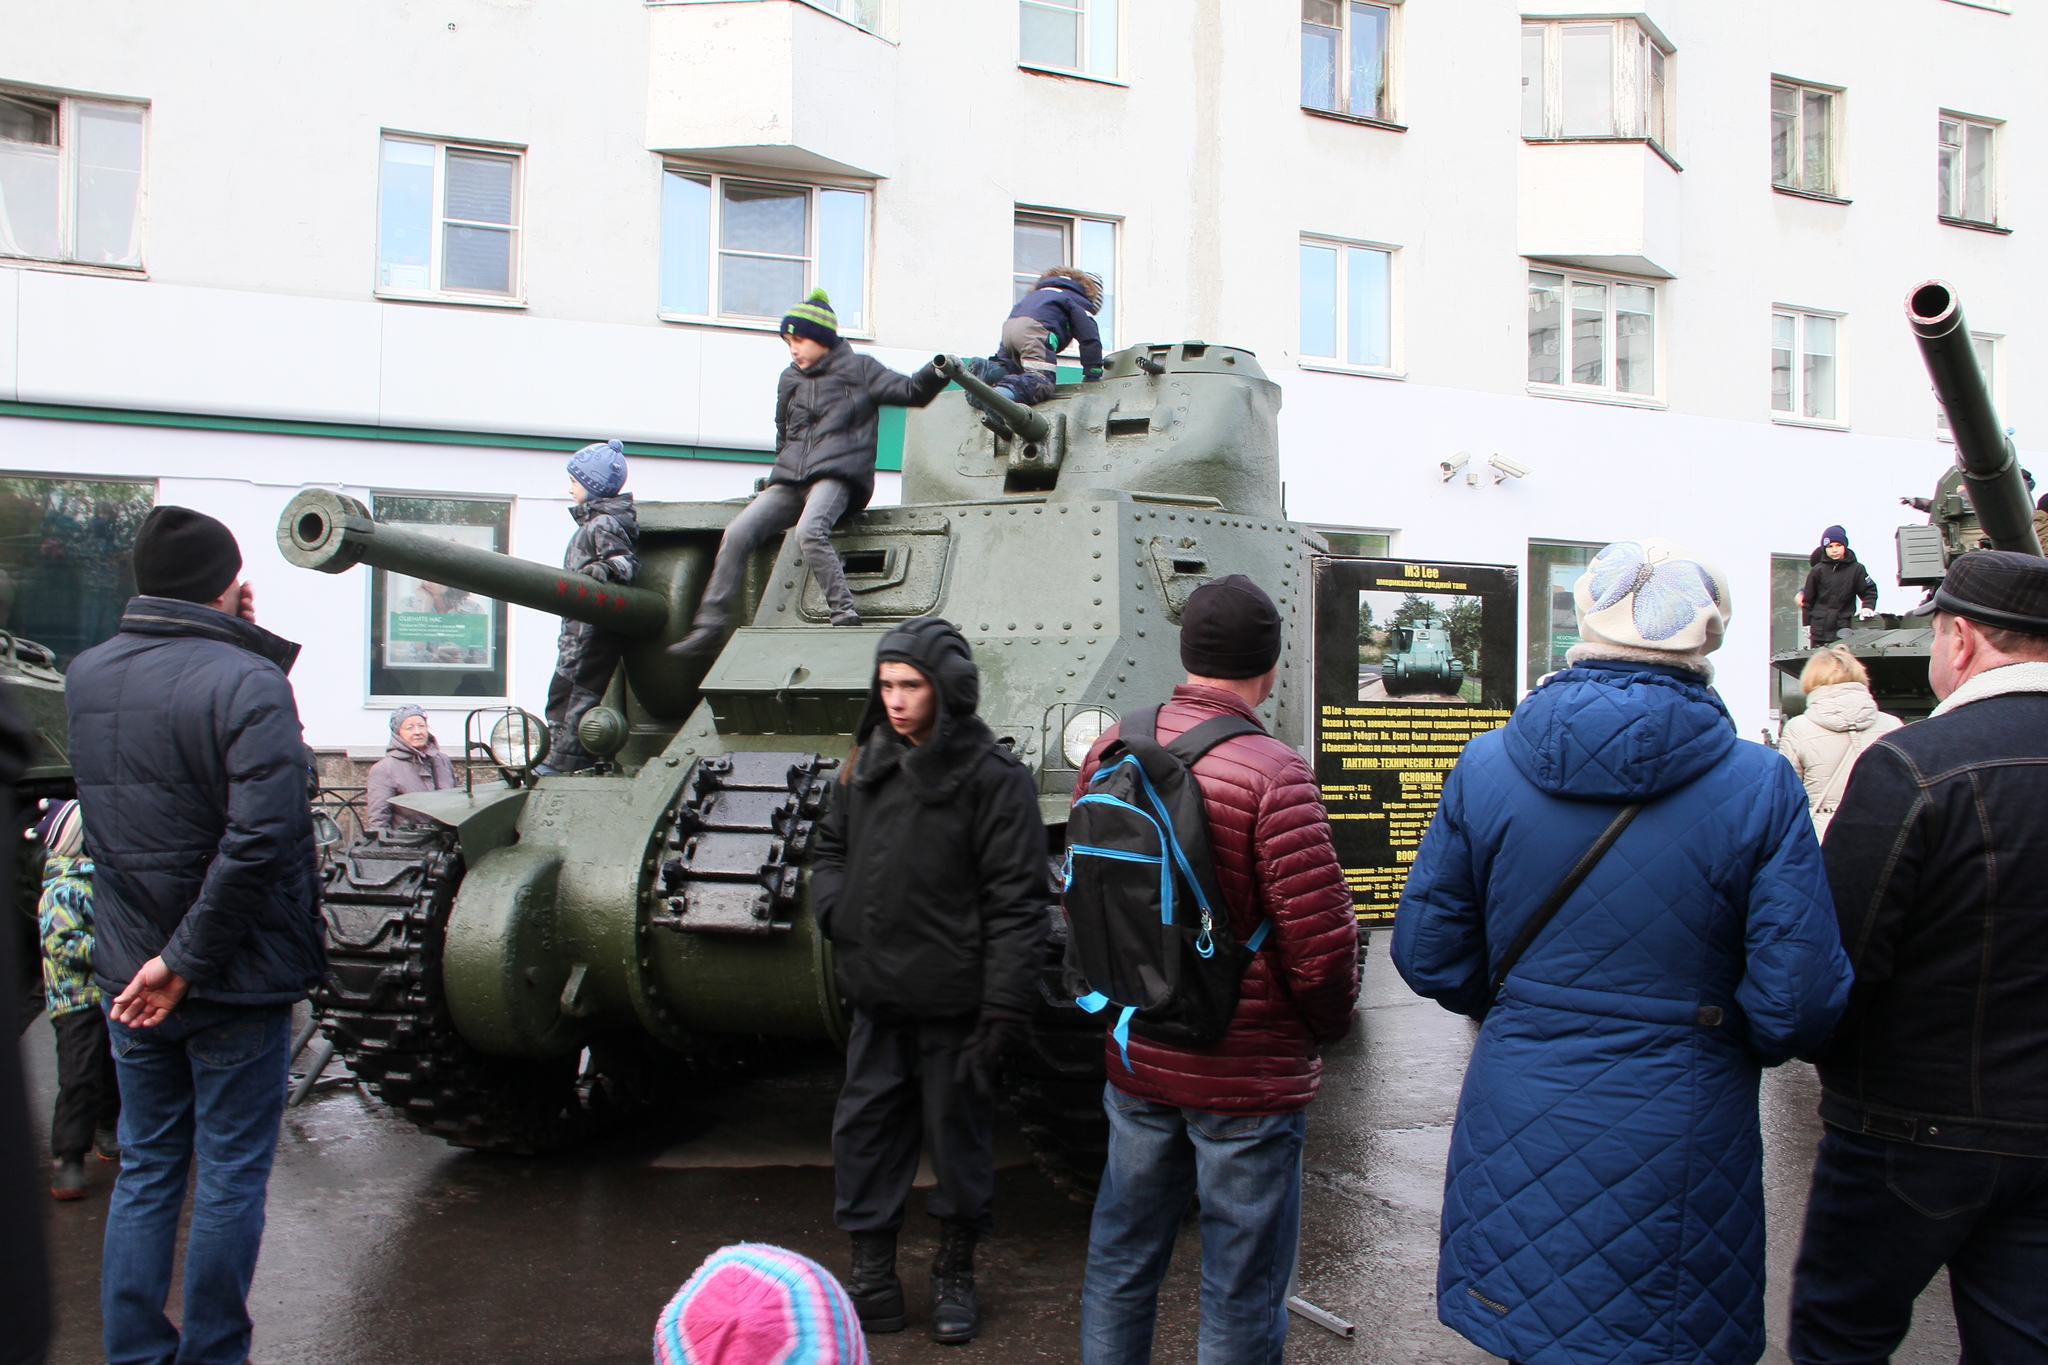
545, 619, 627, 770
832, 1009, 995, 1235
50, 1006, 119, 1159
1789, 1127, 2048, 1364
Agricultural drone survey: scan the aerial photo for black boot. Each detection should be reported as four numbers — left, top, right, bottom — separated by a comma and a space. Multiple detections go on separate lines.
929, 1220, 981, 1344
846, 1231, 906, 1333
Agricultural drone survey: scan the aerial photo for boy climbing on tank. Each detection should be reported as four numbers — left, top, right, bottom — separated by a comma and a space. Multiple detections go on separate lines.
535, 439, 639, 776
669, 290, 946, 659
963, 267, 1104, 436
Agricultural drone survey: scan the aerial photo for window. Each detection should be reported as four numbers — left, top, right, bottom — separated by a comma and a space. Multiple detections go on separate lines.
808, 0, 885, 32
1309, 525, 1395, 558
661, 170, 869, 331
1528, 270, 1655, 397
1521, 18, 1668, 144
1772, 80, 1838, 196
1014, 210, 1117, 350
1771, 309, 1840, 423
369, 494, 512, 700
1770, 553, 1809, 720
1301, 1, 1393, 123
377, 136, 522, 300
1020, 0, 1119, 79
1937, 333, 1998, 440
1938, 114, 1997, 225
0, 91, 145, 268
0, 476, 154, 670
1300, 237, 1393, 371
1527, 540, 1605, 684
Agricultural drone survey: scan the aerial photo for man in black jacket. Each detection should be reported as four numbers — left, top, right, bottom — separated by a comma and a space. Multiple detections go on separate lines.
66, 507, 323, 1365
1797, 525, 1881, 646
812, 618, 1048, 1345
1790, 550, 2048, 1364
670, 289, 944, 657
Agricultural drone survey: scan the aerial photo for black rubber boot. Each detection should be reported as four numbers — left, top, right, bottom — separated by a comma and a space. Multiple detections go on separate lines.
846, 1231, 906, 1333
665, 624, 725, 659
928, 1220, 981, 1344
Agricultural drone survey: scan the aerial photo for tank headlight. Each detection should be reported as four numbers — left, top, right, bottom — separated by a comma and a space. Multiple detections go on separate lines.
488, 709, 551, 770
1062, 708, 1116, 768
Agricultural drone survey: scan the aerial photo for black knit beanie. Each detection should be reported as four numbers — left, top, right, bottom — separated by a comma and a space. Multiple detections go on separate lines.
133, 506, 242, 604
1179, 575, 1283, 679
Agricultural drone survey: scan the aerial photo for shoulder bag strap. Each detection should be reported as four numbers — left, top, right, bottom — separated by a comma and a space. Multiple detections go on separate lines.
1813, 727, 1869, 815
1480, 802, 1644, 1021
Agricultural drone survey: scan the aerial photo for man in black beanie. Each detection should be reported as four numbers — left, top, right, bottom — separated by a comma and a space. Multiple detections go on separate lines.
1073, 574, 1358, 1365
65, 506, 324, 1365
810, 617, 1049, 1345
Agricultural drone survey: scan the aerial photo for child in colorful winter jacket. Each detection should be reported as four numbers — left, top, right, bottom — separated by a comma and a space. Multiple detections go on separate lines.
37, 799, 119, 1199
538, 439, 640, 775
967, 267, 1104, 424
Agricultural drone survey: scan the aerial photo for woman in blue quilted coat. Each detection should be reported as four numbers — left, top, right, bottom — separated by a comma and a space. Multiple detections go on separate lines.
1394, 540, 1853, 1365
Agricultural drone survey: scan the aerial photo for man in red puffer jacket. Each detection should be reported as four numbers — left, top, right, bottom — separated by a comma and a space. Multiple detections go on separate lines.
1074, 574, 1359, 1365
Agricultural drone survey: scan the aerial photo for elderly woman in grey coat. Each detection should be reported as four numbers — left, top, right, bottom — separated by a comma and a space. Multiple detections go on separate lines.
364, 704, 456, 830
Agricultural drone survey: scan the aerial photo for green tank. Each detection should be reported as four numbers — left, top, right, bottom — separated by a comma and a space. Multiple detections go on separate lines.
4, 628, 76, 1024
1381, 625, 1467, 698
1771, 282, 2045, 721
283, 340, 1320, 1188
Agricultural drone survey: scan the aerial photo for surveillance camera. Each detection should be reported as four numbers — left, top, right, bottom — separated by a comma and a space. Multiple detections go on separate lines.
1439, 452, 1471, 482
1487, 455, 1531, 482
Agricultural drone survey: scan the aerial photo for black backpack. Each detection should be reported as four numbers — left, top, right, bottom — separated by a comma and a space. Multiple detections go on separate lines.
1062, 705, 1270, 1065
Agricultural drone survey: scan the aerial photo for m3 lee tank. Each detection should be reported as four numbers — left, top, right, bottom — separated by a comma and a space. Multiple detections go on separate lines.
1771, 282, 2044, 721
279, 341, 1322, 1189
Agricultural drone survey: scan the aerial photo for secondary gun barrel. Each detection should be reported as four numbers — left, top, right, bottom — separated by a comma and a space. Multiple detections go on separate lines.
277, 488, 670, 636
933, 354, 1052, 444
1907, 280, 2044, 557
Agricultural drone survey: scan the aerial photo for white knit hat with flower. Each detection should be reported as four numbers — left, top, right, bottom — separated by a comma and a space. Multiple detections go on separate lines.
1568, 538, 1730, 679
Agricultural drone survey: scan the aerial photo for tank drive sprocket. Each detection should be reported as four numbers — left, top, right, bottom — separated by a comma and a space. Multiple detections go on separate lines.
314, 827, 680, 1152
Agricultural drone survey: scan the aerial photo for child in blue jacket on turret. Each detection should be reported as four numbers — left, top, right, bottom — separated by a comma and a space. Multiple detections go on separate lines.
967, 268, 1104, 429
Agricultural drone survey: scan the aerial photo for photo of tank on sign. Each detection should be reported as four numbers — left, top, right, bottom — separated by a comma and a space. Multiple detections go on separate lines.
1311, 558, 1518, 926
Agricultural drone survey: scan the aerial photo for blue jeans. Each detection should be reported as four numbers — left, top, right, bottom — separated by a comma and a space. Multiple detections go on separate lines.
1080, 1083, 1306, 1365
1789, 1127, 2048, 1364
103, 999, 291, 1365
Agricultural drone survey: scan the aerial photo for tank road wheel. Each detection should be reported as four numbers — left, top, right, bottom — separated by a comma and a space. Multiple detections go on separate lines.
315, 827, 670, 1153
1005, 853, 1110, 1201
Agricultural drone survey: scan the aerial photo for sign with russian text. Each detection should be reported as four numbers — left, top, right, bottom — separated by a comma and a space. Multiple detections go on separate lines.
1312, 558, 1518, 926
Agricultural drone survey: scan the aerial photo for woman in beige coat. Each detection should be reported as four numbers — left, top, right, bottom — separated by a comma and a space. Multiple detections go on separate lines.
1778, 645, 1904, 838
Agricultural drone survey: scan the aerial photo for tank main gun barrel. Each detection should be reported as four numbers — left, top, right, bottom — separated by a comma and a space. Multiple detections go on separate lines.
933, 354, 1051, 444
1907, 280, 2043, 557
277, 489, 670, 636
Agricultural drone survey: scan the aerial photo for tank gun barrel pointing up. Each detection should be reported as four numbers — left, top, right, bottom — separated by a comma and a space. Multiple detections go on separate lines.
277, 489, 671, 636
933, 354, 1052, 444
1907, 280, 2044, 557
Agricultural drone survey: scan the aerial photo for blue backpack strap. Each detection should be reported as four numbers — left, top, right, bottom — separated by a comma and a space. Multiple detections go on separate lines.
1245, 919, 1272, 952
1075, 991, 1139, 1069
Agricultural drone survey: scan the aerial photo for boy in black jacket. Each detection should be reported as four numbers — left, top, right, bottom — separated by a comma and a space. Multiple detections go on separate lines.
537, 439, 639, 775
670, 290, 943, 658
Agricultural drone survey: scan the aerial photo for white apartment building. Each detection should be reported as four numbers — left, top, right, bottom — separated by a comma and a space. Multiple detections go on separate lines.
0, 0, 2036, 749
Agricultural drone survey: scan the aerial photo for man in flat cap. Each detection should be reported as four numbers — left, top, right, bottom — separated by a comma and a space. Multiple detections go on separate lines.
1790, 549, 2048, 1364
66, 506, 324, 1365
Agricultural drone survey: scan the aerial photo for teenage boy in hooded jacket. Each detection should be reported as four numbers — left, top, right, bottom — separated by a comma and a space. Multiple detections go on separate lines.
811, 617, 1049, 1346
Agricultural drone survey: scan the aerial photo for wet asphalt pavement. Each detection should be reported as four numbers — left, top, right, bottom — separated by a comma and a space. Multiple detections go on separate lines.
25, 944, 1959, 1365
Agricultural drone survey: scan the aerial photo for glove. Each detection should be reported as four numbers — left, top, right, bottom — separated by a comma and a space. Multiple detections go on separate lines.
952, 1008, 1030, 1098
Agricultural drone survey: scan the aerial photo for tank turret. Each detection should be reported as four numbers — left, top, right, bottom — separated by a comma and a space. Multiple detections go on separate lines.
1771, 283, 2046, 722
1383, 626, 1468, 699
292, 343, 1321, 1191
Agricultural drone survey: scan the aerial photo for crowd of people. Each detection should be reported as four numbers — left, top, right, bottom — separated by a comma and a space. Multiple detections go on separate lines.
2, 278, 2043, 1365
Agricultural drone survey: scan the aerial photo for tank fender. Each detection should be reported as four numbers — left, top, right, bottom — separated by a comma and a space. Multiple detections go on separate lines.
386, 783, 529, 864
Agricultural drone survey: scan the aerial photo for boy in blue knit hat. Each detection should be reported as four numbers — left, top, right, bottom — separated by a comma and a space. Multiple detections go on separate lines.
669, 289, 944, 658
537, 439, 640, 774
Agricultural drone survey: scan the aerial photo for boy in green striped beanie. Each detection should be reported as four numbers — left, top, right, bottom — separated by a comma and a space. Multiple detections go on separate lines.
670, 289, 947, 658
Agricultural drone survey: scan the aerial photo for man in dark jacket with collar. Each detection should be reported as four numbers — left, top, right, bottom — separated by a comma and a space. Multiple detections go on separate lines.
66, 506, 323, 1365
1791, 550, 2048, 1364
671, 290, 945, 657
811, 617, 1048, 1345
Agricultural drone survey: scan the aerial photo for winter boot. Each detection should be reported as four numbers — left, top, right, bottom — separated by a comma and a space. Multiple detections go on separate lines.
51, 1158, 86, 1200
94, 1127, 120, 1162
846, 1231, 906, 1333
666, 624, 725, 659
830, 610, 862, 627
928, 1220, 981, 1344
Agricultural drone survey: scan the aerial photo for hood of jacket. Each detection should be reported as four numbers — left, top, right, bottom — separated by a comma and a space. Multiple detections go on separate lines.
118, 595, 301, 674
571, 493, 638, 536
1504, 660, 1735, 801
1802, 681, 1881, 733
1038, 275, 1101, 314
852, 617, 997, 804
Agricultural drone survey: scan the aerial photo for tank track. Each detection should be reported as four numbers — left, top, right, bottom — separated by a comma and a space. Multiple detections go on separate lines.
1006, 887, 1110, 1201
314, 826, 672, 1153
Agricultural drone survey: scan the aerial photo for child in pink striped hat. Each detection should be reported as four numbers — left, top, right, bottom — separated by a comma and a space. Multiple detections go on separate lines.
654, 1244, 869, 1365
